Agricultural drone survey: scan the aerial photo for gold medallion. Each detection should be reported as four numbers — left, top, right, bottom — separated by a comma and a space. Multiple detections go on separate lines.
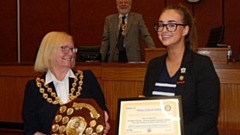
67, 108, 74, 115
62, 116, 69, 125
179, 75, 184, 81
60, 106, 67, 113
85, 127, 93, 134
52, 124, 59, 132
55, 115, 62, 123
96, 125, 104, 133
119, 16, 127, 36
66, 116, 87, 135
90, 120, 97, 127
59, 125, 66, 133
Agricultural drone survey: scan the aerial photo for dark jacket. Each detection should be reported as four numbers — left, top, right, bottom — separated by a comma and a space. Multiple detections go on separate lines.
22, 70, 107, 135
143, 48, 220, 135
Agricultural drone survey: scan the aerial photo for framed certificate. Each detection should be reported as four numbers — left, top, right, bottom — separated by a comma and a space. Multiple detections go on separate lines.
116, 96, 184, 135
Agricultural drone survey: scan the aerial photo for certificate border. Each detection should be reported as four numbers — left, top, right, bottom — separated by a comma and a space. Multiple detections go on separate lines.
115, 96, 184, 135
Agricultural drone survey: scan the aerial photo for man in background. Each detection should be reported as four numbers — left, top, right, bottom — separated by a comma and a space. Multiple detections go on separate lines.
100, 0, 155, 62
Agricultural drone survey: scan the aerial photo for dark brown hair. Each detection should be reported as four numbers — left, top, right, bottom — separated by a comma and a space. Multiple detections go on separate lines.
163, 4, 198, 51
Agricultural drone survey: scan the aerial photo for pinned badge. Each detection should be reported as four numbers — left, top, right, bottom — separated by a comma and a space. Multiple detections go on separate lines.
180, 68, 186, 73
179, 75, 184, 81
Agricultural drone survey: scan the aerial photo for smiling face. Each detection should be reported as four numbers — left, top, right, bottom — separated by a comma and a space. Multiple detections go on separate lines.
49, 37, 75, 71
157, 9, 189, 48
117, 0, 131, 15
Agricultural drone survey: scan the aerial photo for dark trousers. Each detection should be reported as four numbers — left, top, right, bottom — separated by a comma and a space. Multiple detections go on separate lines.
118, 48, 128, 62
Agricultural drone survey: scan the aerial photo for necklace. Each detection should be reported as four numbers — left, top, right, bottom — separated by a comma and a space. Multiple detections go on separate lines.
119, 16, 127, 36
36, 70, 83, 105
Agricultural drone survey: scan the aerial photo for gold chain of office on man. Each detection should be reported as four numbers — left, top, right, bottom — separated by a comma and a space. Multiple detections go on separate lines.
36, 70, 84, 105
119, 18, 127, 36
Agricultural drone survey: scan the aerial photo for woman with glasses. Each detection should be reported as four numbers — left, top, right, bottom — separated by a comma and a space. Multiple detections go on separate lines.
141, 4, 220, 135
22, 31, 110, 135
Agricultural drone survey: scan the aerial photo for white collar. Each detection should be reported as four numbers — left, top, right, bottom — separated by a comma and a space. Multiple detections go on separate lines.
119, 13, 129, 18
45, 69, 76, 85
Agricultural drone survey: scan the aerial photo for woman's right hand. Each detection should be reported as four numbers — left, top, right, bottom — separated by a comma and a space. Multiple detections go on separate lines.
138, 95, 145, 98
34, 132, 47, 135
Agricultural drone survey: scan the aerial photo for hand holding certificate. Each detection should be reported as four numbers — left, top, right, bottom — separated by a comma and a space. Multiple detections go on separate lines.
116, 96, 184, 135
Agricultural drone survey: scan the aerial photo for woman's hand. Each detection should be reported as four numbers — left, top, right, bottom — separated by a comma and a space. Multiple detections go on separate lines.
34, 132, 47, 135
102, 111, 110, 135
138, 95, 145, 98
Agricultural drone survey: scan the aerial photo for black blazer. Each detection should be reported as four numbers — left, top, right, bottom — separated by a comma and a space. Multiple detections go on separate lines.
143, 48, 220, 135
22, 70, 108, 135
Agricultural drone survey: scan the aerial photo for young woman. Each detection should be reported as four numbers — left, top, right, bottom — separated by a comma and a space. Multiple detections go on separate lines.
142, 4, 220, 135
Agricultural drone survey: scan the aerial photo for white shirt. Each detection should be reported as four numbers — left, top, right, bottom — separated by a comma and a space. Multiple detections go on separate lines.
119, 13, 128, 26
45, 69, 76, 104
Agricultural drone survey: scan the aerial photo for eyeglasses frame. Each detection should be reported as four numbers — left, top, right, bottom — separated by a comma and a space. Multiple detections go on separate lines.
60, 46, 78, 53
154, 23, 187, 32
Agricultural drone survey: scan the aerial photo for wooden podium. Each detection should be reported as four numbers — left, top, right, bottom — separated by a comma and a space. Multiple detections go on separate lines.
145, 47, 228, 65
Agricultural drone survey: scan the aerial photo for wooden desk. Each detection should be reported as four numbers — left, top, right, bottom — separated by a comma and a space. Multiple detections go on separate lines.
0, 62, 240, 132
1, 120, 240, 135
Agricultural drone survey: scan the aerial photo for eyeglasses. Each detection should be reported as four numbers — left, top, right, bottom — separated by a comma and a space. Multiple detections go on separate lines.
60, 46, 78, 53
154, 23, 187, 32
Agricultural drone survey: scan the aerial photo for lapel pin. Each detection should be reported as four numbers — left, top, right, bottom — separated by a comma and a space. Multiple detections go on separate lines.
179, 75, 184, 81
180, 67, 186, 73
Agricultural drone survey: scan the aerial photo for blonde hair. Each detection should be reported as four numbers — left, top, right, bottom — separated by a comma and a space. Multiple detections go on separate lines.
34, 31, 75, 72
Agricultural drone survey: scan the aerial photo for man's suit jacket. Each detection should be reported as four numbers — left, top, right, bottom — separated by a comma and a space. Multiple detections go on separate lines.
101, 12, 155, 62
143, 48, 220, 135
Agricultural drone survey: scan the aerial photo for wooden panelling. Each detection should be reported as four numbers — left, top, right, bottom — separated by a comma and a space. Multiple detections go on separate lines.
20, 0, 70, 62
102, 80, 144, 121
131, 0, 165, 58
101, 64, 146, 81
0, 63, 240, 131
198, 48, 228, 65
224, 0, 240, 59
218, 84, 240, 130
70, 0, 116, 46
145, 48, 166, 64
216, 69, 240, 83
0, 129, 22, 135
167, 0, 192, 9
1, 0, 240, 62
0, 0, 17, 62
101, 63, 146, 120
194, 0, 223, 47
0, 76, 33, 122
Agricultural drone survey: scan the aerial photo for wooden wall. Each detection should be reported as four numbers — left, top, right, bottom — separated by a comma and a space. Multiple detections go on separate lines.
0, 0, 240, 62
0, 0, 17, 62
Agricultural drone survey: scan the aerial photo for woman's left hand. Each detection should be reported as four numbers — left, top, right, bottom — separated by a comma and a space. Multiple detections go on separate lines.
102, 111, 110, 135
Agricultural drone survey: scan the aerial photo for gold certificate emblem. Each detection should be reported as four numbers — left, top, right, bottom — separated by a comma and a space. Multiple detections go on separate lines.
165, 105, 172, 111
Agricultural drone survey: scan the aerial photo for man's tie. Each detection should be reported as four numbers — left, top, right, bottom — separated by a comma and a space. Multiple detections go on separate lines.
117, 16, 126, 51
